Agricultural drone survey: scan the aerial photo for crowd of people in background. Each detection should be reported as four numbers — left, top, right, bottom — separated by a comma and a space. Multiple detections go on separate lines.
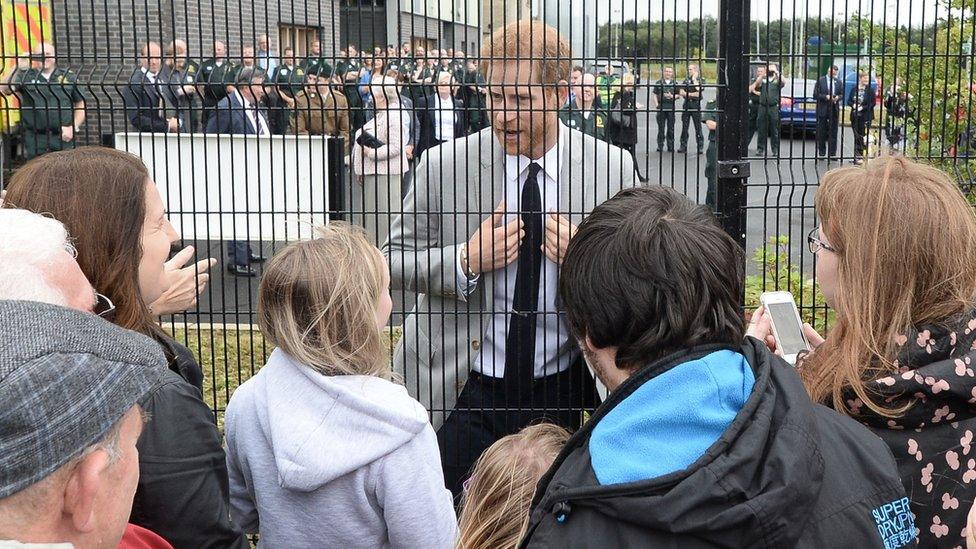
4, 19, 976, 549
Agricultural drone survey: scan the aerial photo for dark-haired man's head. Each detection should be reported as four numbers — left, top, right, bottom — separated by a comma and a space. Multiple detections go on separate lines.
559, 186, 745, 391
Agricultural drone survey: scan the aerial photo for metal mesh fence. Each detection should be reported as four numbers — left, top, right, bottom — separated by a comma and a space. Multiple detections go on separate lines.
0, 0, 972, 472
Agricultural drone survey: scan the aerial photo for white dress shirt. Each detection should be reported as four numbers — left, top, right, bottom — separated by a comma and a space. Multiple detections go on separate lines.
234, 90, 270, 135
433, 93, 455, 141
456, 137, 575, 379
141, 66, 157, 84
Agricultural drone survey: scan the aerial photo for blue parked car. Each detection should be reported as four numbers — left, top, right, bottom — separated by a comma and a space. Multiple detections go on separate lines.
779, 78, 818, 135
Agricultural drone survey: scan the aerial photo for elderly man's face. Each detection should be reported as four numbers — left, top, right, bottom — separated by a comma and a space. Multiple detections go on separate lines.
92, 408, 145, 548
143, 44, 163, 74
242, 47, 255, 67
311, 41, 321, 55
214, 41, 227, 59
258, 35, 269, 50
244, 78, 267, 102
663, 67, 674, 80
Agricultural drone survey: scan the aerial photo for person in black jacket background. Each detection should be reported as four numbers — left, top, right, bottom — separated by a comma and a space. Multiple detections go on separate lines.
413, 72, 466, 160
2, 147, 247, 549
122, 42, 180, 133
848, 71, 876, 164
520, 186, 915, 549
813, 65, 843, 159
606, 72, 645, 182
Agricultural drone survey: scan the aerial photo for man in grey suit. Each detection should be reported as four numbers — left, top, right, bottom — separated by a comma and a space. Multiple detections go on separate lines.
383, 20, 636, 496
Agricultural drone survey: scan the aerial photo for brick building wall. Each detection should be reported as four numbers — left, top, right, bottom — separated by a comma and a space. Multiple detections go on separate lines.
49, 0, 338, 143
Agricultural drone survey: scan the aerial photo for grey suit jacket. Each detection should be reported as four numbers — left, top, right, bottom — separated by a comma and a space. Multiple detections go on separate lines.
383, 124, 636, 428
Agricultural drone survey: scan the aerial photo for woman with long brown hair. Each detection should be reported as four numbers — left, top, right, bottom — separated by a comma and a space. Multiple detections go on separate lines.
457, 423, 569, 549
751, 155, 976, 547
1, 146, 246, 548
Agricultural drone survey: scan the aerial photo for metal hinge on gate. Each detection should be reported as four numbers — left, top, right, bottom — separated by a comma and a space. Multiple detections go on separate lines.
717, 160, 751, 179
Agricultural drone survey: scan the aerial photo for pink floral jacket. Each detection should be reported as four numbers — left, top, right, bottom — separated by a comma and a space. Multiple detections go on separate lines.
849, 310, 976, 548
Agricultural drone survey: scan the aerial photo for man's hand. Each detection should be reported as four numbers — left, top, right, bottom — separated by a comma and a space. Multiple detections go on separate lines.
60, 125, 74, 142
148, 246, 216, 315
167, 117, 180, 132
465, 201, 523, 276
543, 211, 577, 266
404, 144, 414, 160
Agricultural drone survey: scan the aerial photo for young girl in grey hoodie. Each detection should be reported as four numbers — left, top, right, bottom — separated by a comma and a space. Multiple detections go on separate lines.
224, 223, 457, 548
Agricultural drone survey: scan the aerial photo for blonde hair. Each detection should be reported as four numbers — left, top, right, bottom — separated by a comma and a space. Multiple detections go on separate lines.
479, 20, 573, 87
621, 72, 635, 88
257, 222, 391, 379
802, 156, 976, 416
457, 423, 570, 549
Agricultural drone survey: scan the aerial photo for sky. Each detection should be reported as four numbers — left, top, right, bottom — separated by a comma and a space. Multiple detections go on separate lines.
597, 0, 947, 28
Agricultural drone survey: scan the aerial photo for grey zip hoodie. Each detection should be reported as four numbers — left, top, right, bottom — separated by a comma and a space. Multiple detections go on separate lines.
225, 349, 457, 548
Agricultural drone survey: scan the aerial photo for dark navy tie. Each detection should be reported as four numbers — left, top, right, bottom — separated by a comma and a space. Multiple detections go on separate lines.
504, 162, 544, 391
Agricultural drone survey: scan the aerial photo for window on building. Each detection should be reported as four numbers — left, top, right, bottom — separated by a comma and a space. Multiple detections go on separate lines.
278, 24, 320, 57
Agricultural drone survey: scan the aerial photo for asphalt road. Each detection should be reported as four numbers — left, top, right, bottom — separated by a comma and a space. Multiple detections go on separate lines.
178, 88, 864, 326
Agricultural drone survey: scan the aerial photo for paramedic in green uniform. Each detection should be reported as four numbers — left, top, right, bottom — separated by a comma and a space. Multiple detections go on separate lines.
702, 99, 718, 210
270, 47, 305, 134
751, 62, 783, 156
1, 44, 86, 159
299, 40, 332, 78
747, 65, 766, 148
558, 72, 607, 140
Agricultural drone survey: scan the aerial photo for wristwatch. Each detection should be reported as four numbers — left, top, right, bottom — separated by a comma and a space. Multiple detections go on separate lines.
460, 244, 476, 279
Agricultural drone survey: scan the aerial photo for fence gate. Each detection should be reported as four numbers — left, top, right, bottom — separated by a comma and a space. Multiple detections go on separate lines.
0, 0, 972, 447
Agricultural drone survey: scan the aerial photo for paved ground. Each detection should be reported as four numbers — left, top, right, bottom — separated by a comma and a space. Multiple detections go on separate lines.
179, 88, 863, 325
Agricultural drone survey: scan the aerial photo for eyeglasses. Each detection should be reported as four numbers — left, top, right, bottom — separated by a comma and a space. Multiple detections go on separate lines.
807, 227, 838, 254
93, 292, 116, 321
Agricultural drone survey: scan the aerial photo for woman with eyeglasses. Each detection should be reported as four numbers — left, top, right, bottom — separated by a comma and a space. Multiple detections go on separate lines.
1, 147, 247, 549
749, 155, 976, 548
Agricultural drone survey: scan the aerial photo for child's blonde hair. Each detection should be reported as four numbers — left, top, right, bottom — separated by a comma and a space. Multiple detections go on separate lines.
456, 423, 570, 549
257, 222, 391, 379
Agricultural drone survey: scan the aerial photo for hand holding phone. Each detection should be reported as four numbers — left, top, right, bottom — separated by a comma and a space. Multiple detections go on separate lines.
759, 291, 810, 365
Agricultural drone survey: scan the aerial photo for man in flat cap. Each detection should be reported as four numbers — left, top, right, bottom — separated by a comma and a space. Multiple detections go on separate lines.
0, 300, 166, 547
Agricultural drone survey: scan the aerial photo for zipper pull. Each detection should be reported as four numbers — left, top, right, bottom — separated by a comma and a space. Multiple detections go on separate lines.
552, 501, 572, 524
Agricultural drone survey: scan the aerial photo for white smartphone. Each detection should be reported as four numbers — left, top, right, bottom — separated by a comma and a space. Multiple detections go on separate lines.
760, 291, 810, 365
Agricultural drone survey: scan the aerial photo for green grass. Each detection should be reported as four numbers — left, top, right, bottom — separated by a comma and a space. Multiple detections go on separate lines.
166, 325, 403, 432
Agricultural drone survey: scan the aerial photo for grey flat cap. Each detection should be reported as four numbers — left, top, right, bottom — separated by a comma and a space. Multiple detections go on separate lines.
0, 300, 167, 498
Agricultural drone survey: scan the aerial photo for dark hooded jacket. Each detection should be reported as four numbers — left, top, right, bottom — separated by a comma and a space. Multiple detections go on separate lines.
845, 309, 976, 548
520, 338, 916, 549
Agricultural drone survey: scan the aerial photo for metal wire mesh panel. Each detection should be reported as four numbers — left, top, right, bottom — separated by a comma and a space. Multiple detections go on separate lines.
0, 0, 972, 491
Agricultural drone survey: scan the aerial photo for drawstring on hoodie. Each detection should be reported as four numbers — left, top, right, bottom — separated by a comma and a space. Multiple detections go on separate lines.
553, 501, 571, 523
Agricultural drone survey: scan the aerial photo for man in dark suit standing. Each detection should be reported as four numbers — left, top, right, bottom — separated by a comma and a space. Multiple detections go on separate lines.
122, 42, 180, 133
205, 67, 269, 276
848, 71, 876, 164
413, 72, 465, 160
814, 65, 842, 159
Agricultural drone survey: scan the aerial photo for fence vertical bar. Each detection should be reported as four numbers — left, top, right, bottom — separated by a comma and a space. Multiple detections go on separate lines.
717, 0, 750, 283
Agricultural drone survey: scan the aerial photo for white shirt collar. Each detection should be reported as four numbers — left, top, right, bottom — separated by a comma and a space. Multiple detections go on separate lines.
505, 130, 563, 183
234, 89, 252, 109
141, 66, 156, 80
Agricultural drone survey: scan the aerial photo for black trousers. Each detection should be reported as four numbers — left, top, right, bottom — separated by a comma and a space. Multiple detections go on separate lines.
437, 360, 597, 499
852, 117, 871, 159
679, 108, 704, 150
656, 110, 675, 150
816, 108, 840, 156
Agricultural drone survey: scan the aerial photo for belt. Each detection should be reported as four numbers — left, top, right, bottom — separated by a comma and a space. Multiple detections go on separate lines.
25, 127, 62, 135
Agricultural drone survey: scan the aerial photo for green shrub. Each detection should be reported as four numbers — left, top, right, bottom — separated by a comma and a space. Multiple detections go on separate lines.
743, 235, 834, 331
